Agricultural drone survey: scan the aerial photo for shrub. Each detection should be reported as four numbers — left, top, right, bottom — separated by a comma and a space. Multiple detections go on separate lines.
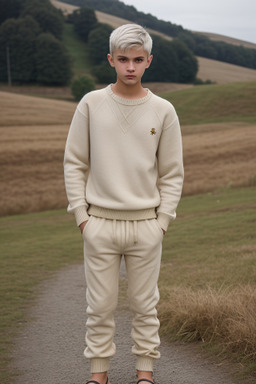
92, 62, 116, 84
71, 75, 95, 101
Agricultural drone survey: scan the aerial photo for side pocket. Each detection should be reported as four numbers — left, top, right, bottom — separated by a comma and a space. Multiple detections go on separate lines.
82, 215, 93, 238
153, 218, 164, 237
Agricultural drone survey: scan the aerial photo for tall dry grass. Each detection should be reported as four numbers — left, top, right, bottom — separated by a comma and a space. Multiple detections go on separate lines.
158, 285, 256, 362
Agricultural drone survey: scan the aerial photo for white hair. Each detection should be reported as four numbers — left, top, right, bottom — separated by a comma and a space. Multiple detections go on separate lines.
109, 23, 153, 56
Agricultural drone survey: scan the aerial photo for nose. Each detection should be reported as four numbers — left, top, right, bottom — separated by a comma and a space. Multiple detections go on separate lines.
127, 60, 135, 71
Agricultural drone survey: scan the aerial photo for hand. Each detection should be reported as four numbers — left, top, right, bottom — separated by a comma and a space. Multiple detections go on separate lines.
79, 220, 88, 234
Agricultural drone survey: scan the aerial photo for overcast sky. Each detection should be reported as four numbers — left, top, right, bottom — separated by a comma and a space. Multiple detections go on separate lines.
122, 0, 256, 44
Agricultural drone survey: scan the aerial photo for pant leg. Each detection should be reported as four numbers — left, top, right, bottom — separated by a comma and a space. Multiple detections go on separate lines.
83, 216, 122, 373
124, 219, 163, 372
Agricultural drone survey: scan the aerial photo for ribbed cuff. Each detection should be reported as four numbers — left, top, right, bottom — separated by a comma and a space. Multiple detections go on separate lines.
136, 356, 154, 372
156, 213, 170, 231
90, 358, 110, 373
73, 205, 89, 227
157, 212, 175, 231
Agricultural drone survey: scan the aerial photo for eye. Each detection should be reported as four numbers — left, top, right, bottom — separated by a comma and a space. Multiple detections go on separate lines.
135, 58, 144, 63
119, 57, 127, 62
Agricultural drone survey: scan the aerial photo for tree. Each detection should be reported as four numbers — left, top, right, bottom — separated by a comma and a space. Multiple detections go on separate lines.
21, 0, 64, 40
143, 35, 179, 82
88, 23, 113, 64
35, 33, 72, 85
178, 32, 196, 52
68, 7, 98, 42
0, 0, 23, 25
171, 40, 198, 83
0, 0, 73, 85
0, 16, 41, 82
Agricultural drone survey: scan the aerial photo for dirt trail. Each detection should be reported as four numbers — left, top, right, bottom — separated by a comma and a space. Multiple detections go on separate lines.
11, 263, 241, 384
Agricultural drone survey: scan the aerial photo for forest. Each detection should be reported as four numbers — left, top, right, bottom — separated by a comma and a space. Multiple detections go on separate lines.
0, 0, 198, 85
0, 0, 72, 85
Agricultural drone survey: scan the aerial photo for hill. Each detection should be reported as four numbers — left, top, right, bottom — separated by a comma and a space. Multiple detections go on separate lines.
1, 81, 255, 216
50, 0, 256, 85
194, 31, 256, 50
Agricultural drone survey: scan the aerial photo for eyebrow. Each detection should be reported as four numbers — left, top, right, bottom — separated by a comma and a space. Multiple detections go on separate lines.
116, 55, 145, 59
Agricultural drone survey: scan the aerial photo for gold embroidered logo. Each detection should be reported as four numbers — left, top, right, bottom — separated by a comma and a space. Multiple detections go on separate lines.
150, 128, 156, 135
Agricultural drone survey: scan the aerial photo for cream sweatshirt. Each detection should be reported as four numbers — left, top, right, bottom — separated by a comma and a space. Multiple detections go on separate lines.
64, 84, 184, 231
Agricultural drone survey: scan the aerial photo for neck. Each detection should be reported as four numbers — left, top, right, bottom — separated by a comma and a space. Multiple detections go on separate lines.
112, 80, 147, 99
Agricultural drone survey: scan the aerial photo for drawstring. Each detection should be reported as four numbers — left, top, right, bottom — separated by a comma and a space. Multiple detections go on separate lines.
112, 220, 138, 245
112, 219, 117, 244
125, 220, 129, 245
133, 221, 138, 244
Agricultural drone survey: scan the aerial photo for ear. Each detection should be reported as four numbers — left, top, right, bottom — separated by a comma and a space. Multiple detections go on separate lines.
146, 55, 153, 69
107, 53, 115, 67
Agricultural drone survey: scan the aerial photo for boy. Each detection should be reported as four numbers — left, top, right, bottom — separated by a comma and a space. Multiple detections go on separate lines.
64, 24, 184, 384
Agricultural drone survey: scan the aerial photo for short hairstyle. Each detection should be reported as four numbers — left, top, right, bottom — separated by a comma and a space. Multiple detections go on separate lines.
109, 23, 153, 56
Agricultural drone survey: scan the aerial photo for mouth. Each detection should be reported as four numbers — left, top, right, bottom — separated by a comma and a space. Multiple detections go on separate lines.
126, 75, 136, 79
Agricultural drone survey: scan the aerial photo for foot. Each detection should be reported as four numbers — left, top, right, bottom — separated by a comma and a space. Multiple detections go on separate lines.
86, 371, 109, 384
137, 370, 154, 384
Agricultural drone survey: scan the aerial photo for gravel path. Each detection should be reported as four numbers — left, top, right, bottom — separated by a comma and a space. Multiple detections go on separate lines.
11, 263, 241, 384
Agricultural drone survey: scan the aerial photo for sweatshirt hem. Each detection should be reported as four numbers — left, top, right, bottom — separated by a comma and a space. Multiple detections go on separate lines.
88, 205, 157, 221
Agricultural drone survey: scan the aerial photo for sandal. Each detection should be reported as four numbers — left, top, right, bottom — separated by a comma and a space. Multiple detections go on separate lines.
86, 378, 108, 384
137, 380, 154, 384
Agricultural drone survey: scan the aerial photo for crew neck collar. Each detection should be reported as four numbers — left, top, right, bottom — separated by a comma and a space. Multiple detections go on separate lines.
106, 84, 152, 105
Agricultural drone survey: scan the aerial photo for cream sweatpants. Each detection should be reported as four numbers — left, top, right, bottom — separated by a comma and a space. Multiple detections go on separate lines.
82, 216, 163, 373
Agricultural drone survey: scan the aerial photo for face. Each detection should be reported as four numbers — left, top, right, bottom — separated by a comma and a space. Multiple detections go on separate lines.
107, 47, 153, 86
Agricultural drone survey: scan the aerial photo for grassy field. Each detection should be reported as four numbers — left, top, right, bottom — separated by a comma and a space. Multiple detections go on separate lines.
163, 81, 256, 125
0, 80, 256, 382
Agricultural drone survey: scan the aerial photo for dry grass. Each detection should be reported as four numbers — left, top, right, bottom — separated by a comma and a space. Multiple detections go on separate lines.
0, 91, 76, 216
158, 285, 256, 361
0, 90, 76, 126
0, 90, 255, 217
0, 84, 73, 100
181, 122, 256, 195
197, 57, 256, 83
50, 0, 78, 15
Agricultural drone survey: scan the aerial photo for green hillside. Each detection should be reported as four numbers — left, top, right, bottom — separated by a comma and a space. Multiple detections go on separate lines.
62, 23, 92, 77
163, 81, 256, 125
